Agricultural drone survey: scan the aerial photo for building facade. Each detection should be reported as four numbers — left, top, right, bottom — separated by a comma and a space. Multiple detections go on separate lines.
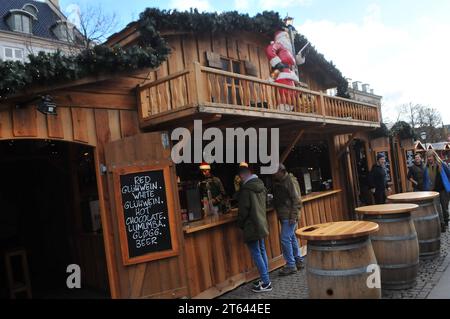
0, 0, 82, 62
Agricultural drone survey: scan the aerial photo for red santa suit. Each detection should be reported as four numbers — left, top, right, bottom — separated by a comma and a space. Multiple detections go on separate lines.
265, 31, 300, 87
266, 31, 302, 110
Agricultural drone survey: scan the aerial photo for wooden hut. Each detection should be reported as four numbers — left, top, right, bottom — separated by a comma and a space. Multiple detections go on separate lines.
0, 9, 382, 299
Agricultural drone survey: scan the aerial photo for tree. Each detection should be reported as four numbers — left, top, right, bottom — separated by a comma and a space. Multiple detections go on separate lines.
66, 3, 118, 49
394, 103, 445, 143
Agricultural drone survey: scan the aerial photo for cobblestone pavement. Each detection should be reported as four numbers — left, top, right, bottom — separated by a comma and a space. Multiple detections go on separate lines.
220, 229, 450, 299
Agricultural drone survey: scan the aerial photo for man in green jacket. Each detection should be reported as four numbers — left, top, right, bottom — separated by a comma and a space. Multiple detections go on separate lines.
273, 164, 305, 276
237, 165, 272, 293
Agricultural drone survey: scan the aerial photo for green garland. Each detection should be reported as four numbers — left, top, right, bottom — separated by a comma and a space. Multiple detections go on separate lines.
390, 121, 416, 140
0, 42, 169, 99
369, 122, 390, 139
1, 8, 349, 100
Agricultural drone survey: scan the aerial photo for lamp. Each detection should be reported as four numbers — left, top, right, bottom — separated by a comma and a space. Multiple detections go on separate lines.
37, 95, 57, 115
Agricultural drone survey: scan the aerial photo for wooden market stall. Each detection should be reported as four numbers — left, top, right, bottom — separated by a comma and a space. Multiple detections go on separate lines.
0, 9, 382, 299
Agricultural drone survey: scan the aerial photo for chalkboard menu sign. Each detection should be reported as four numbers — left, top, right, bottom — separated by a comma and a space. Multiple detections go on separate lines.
113, 165, 179, 265
376, 151, 392, 182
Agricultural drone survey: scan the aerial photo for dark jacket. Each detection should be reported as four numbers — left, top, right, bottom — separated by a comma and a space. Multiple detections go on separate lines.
272, 172, 302, 221
407, 163, 426, 191
368, 164, 388, 204
237, 176, 269, 243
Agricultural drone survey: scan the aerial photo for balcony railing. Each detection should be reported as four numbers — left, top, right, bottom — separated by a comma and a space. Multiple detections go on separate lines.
138, 62, 381, 126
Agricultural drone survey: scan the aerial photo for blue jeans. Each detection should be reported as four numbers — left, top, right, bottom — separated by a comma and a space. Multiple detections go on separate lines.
247, 239, 270, 285
280, 219, 304, 268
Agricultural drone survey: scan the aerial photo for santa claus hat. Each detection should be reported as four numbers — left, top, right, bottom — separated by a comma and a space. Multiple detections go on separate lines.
199, 162, 211, 170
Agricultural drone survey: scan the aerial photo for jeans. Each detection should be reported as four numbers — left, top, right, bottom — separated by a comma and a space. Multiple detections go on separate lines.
247, 239, 270, 285
280, 219, 304, 268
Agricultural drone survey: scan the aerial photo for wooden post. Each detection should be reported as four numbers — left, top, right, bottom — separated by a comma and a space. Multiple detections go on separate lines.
319, 91, 326, 122
191, 62, 209, 105
280, 129, 305, 164
337, 134, 355, 159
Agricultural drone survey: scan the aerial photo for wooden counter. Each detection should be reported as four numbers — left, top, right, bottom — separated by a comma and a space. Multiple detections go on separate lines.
183, 189, 343, 234
182, 189, 347, 298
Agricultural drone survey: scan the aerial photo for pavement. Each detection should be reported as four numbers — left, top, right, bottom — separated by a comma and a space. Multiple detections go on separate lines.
220, 228, 450, 300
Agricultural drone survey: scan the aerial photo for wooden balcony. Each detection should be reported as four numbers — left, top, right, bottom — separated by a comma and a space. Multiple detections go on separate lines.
138, 62, 381, 131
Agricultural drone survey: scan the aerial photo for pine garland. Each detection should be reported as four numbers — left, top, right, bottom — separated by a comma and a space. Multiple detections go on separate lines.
390, 121, 416, 140
0, 7, 349, 99
370, 122, 390, 139
0, 43, 168, 99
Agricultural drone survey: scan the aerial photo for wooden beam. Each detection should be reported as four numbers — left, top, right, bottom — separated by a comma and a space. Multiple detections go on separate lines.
4, 68, 154, 103
337, 134, 355, 159
280, 129, 305, 164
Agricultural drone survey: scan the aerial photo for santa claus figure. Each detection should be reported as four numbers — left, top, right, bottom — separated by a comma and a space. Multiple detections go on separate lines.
266, 30, 306, 111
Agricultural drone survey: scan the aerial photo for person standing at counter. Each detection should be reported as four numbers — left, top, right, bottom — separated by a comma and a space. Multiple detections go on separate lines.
236, 165, 272, 293
368, 154, 390, 204
198, 162, 228, 214
408, 153, 427, 192
272, 164, 305, 276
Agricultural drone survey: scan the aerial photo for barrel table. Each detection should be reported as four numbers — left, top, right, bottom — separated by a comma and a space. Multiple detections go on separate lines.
355, 204, 419, 290
296, 221, 381, 299
388, 192, 441, 259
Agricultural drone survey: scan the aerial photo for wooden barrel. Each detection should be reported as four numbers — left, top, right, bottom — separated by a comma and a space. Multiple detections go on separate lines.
296, 221, 381, 299
355, 204, 420, 290
388, 192, 441, 259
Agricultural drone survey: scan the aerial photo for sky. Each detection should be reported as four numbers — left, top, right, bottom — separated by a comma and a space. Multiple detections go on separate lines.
57, 0, 450, 124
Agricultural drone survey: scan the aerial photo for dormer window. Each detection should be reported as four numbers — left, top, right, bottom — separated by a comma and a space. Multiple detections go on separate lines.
6, 9, 37, 34
23, 4, 39, 17
52, 21, 75, 43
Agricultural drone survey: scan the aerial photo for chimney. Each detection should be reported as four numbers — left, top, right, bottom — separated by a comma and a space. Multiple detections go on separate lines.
362, 84, 370, 93
352, 81, 361, 91
346, 78, 352, 88
370, 89, 374, 94
47, 0, 60, 9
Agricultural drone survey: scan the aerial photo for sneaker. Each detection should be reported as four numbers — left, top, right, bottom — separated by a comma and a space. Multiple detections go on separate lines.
279, 266, 297, 276
252, 282, 272, 293
296, 259, 305, 269
252, 280, 263, 289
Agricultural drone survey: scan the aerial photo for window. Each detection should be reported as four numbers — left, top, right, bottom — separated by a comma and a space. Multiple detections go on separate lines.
220, 58, 243, 105
23, 4, 39, 16
6, 12, 33, 34
3, 47, 24, 62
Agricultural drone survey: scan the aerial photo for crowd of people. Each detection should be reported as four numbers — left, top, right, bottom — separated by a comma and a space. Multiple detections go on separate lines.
369, 150, 450, 232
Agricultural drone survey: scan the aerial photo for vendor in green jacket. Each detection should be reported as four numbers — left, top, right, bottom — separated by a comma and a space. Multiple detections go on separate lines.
237, 165, 272, 293
273, 164, 305, 276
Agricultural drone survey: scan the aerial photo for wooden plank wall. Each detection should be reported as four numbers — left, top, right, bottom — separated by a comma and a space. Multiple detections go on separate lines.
0, 103, 141, 299
330, 134, 353, 220
104, 133, 188, 299
184, 210, 284, 298
144, 32, 329, 109
0, 105, 139, 147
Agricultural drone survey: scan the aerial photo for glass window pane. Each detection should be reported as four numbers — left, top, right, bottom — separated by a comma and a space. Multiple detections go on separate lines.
15, 49, 23, 60
5, 48, 13, 58
14, 14, 22, 31
22, 16, 30, 33
232, 61, 241, 74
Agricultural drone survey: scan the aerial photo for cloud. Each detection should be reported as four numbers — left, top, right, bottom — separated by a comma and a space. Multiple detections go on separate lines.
234, 0, 250, 11
258, 0, 312, 10
297, 4, 450, 123
169, 0, 212, 11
